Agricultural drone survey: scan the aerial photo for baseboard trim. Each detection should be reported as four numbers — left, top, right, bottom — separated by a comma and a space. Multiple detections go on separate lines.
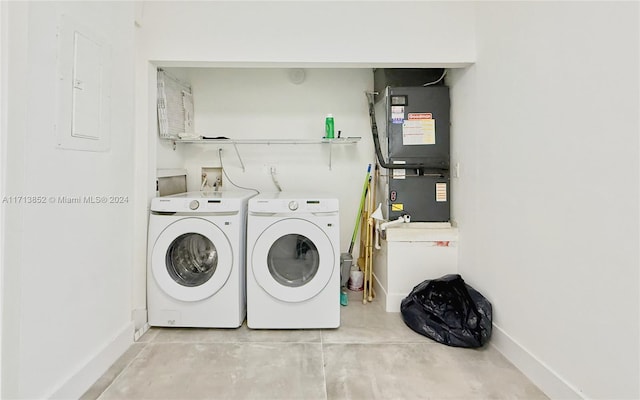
131, 307, 149, 341
491, 323, 583, 399
49, 321, 134, 399
134, 322, 150, 341
372, 273, 406, 312
372, 273, 387, 308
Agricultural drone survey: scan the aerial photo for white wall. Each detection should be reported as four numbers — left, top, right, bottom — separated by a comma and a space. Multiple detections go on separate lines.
134, 1, 476, 318
11, 1, 628, 398
2, 2, 135, 398
140, 1, 475, 67
0, 2, 16, 395
0, 0, 5, 394
177, 67, 375, 251
451, 2, 639, 399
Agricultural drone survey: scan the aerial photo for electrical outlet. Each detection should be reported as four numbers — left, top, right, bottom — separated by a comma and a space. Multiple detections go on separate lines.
201, 167, 223, 191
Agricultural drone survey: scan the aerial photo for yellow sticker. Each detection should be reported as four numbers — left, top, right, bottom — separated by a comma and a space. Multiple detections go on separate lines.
391, 203, 404, 211
402, 119, 436, 145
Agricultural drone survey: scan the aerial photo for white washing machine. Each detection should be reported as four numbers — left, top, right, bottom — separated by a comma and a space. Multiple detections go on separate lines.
246, 193, 340, 329
147, 190, 254, 328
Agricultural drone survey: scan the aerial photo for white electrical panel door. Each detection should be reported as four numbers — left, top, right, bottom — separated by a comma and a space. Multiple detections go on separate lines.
71, 32, 103, 139
56, 14, 110, 151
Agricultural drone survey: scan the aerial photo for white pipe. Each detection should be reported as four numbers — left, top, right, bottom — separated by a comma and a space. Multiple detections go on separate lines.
380, 216, 405, 231
372, 206, 412, 250
371, 203, 385, 250
376, 215, 411, 249
374, 220, 381, 250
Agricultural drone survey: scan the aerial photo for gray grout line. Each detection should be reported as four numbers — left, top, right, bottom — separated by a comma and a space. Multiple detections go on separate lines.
145, 340, 324, 344
93, 339, 447, 398
319, 330, 329, 400
135, 341, 440, 349
140, 340, 435, 345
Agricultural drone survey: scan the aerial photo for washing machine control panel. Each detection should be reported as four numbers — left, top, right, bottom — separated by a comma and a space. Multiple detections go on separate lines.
151, 192, 251, 213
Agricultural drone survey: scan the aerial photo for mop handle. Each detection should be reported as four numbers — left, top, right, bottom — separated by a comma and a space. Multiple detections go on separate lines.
348, 164, 371, 254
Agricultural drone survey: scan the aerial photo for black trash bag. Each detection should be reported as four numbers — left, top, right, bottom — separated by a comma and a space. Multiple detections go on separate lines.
400, 274, 492, 348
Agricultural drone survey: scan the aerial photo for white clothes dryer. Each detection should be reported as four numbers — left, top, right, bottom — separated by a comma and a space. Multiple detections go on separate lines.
246, 193, 340, 329
147, 191, 254, 328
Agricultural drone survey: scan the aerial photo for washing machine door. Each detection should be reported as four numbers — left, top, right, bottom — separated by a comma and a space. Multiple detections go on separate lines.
252, 218, 335, 302
152, 217, 233, 302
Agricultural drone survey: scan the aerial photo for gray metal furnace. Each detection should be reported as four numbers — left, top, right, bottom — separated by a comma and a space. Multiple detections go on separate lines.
371, 69, 451, 222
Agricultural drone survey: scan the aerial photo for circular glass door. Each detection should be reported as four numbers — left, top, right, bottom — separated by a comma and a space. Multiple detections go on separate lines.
152, 218, 233, 302
252, 218, 336, 303
267, 234, 319, 287
166, 233, 218, 287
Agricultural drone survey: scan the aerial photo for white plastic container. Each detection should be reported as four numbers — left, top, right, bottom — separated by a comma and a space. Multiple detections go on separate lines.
373, 222, 459, 312
348, 268, 364, 291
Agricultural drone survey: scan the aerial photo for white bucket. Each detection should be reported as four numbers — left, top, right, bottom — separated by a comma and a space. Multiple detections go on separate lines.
348, 269, 364, 291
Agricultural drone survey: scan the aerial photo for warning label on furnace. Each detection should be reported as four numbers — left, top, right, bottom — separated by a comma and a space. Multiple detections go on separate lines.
392, 160, 406, 180
436, 183, 447, 202
402, 119, 435, 145
391, 106, 404, 124
408, 113, 432, 120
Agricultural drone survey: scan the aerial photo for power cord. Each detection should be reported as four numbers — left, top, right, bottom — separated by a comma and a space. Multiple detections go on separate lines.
423, 69, 447, 86
270, 167, 282, 192
218, 149, 260, 194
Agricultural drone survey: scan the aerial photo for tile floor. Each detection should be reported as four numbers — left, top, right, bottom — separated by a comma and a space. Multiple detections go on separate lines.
82, 291, 548, 400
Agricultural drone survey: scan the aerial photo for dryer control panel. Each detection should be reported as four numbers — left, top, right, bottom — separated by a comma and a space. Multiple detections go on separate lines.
250, 197, 339, 214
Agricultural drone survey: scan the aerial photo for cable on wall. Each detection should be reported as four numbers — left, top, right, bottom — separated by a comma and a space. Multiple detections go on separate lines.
218, 149, 260, 194
270, 167, 282, 192
422, 69, 447, 87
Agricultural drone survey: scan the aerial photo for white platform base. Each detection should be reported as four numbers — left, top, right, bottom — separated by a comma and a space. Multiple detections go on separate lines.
373, 224, 459, 313
491, 324, 583, 400
372, 272, 405, 312
49, 321, 134, 399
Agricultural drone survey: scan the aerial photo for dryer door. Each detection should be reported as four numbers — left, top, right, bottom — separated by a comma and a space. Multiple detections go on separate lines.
152, 217, 233, 302
252, 218, 336, 302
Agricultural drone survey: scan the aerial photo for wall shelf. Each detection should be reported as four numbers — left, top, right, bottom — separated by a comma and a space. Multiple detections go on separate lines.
169, 136, 361, 170
175, 137, 360, 145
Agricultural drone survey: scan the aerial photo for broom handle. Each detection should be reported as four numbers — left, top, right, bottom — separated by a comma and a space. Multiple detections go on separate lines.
348, 164, 371, 255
